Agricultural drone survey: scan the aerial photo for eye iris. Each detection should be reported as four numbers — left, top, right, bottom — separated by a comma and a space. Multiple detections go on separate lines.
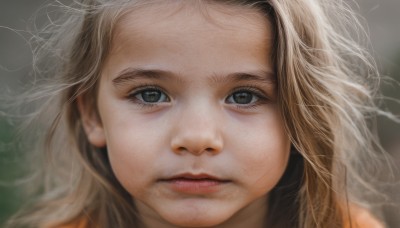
233, 92, 253, 104
142, 90, 162, 102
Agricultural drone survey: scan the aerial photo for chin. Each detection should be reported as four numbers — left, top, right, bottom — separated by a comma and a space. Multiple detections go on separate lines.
166, 218, 226, 227
161, 209, 232, 227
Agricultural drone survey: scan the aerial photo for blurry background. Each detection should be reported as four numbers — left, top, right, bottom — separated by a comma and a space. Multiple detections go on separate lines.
0, 0, 399, 227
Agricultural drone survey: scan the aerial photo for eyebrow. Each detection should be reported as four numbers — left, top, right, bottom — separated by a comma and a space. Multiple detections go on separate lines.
112, 68, 178, 86
112, 67, 276, 86
209, 71, 276, 85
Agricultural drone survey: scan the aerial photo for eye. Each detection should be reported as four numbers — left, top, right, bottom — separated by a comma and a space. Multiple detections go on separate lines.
226, 90, 260, 105
130, 88, 170, 103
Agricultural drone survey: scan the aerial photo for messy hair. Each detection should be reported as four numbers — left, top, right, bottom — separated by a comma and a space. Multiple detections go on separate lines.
5, 0, 389, 227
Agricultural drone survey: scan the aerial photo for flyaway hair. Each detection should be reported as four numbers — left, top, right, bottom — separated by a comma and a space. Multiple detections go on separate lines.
5, 0, 392, 227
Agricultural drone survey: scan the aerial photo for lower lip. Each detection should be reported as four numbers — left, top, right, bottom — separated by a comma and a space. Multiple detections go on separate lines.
162, 179, 229, 194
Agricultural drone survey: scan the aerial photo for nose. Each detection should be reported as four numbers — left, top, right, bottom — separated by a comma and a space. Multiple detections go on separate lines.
170, 105, 223, 156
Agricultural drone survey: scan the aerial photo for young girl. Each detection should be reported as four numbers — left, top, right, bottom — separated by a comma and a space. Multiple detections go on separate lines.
5, 0, 391, 227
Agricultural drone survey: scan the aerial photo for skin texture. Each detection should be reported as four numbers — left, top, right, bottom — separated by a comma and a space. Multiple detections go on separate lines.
80, 2, 291, 228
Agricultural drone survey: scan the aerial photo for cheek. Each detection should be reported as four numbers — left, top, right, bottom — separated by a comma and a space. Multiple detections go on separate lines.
237, 141, 289, 189
230, 113, 290, 190
103, 117, 164, 195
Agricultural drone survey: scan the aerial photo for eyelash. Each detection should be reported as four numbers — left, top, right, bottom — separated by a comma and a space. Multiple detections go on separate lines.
126, 84, 270, 109
226, 86, 270, 110
127, 84, 170, 108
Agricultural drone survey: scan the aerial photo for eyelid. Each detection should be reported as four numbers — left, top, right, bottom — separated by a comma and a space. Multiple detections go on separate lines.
127, 84, 171, 105
224, 86, 271, 111
229, 86, 269, 99
128, 84, 168, 96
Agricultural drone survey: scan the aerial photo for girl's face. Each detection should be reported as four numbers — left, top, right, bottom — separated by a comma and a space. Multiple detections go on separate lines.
82, 2, 290, 228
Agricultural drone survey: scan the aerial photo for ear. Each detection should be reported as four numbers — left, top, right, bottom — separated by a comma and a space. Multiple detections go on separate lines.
77, 96, 106, 147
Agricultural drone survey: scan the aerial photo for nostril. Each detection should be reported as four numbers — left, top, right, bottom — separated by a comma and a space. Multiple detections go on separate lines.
177, 146, 186, 152
205, 148, 214, 152
173, 146, 217, 155
172, 146, 187, 155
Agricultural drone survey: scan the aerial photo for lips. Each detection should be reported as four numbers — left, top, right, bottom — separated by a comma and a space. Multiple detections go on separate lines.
159, 173, 231, 194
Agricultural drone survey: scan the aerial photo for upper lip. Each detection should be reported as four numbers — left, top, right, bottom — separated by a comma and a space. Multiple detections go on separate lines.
160, 173, 229, 182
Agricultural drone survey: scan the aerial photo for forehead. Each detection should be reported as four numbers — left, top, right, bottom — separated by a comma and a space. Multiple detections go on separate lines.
101, 1, 274, 82
111, 1, 272, 54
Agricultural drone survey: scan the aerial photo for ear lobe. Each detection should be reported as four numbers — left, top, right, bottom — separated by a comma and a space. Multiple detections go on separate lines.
77, 96, 106, 147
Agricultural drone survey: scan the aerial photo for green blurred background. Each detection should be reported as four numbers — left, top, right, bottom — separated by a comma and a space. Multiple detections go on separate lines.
1, 0, 399, 227
0, 120, 24, 226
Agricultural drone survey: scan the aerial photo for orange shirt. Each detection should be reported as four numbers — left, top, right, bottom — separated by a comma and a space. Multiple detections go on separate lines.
343, 205, 385, 228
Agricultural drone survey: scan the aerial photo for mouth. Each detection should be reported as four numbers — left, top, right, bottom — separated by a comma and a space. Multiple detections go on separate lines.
159, 173, 231, 194
161, 173, 230, 182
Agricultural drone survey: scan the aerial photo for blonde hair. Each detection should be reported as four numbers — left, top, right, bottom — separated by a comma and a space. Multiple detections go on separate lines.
6, 0, 390, 227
